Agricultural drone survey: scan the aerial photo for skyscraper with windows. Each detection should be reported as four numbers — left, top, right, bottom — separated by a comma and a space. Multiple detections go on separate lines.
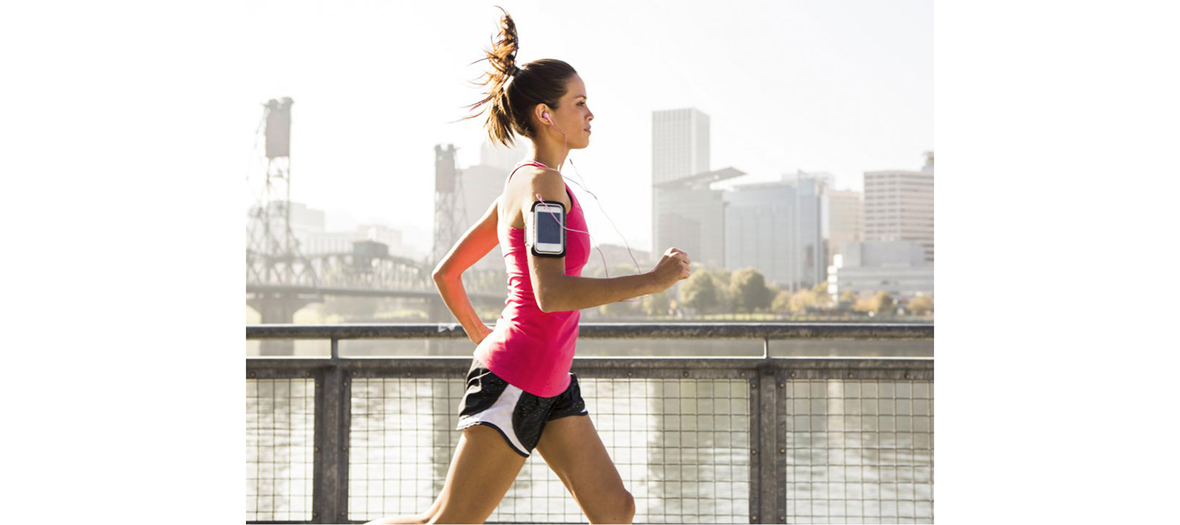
652, 108, 710, 186
723, 173, 827, 291
825, 188, 863, 267
864, 152, 935, 263
651, 108, 722, 260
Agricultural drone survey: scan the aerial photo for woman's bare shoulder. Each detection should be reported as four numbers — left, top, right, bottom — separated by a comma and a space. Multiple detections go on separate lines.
512, 165, 561, 183
506, 167, 564, 200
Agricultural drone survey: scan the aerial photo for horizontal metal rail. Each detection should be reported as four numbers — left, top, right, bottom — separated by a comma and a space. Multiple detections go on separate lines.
248, 357, 932, 379
246, 322, 934, 341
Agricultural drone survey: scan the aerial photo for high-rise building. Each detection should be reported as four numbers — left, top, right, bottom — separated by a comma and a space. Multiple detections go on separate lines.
825, 188, 863, 267
724, 173, 827, 291
864, 151, 934, 263
652, 108, 711, 186
651, 108, 717, 258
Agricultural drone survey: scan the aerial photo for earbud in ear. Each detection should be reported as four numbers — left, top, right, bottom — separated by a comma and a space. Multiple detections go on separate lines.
542, 111, 551, 123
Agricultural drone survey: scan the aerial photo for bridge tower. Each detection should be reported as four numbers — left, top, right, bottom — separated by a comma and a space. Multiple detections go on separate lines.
246, 97, 320, 355
432, 144, 470, 262
429, 144, 469, 320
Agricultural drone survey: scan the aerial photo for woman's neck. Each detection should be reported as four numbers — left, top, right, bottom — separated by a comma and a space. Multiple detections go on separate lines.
527, 142, 567, 172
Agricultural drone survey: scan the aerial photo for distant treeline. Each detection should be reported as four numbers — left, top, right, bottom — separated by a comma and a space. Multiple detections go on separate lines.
582, 264, 933, 321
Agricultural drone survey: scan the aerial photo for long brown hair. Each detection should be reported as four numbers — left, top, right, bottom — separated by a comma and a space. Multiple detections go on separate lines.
457, 6, 577, 148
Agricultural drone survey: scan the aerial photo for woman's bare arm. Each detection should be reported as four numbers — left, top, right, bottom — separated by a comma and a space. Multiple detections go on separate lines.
526, 169, 689, 313
432, 199, 499, 343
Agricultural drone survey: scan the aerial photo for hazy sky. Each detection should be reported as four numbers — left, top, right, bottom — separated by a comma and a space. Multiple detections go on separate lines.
236, 0, 933, 256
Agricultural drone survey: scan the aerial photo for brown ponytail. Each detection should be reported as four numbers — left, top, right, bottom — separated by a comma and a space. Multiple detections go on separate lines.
457, 6, 578, 148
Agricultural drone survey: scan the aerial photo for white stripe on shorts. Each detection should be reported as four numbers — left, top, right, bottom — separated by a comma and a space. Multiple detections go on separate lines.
455, 381, 530, 456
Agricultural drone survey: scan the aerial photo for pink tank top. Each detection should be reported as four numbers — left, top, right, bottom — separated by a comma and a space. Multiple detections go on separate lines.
473, 160, 592, 397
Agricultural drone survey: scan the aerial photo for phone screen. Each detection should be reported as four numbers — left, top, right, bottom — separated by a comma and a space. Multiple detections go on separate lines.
537, 207, 563, 244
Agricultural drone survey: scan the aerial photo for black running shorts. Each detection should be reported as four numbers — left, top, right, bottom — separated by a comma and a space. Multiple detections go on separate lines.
455, 356, 589, 457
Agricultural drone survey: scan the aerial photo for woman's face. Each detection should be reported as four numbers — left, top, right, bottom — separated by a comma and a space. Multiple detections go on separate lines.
543, 74, 594, 149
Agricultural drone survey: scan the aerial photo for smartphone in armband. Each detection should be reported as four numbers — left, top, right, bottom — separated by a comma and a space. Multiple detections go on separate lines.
530, 200, 566, 258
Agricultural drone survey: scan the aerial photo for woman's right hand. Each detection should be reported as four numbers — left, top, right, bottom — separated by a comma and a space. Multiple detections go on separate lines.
648, 247, 691, 292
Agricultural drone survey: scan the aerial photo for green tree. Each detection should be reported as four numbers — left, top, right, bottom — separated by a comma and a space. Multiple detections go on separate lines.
789, 289, 819, 313
810, 282, 833, 308
711, 271, 734, 312
771, 290, 792, 312
870, 292, 896, 315
730, 268, 773, 313
838, 290, 858, 311
853, 296, 874, 313
907, 295, 934, 315
679, 270, 718, 313
641, 288, 675, 317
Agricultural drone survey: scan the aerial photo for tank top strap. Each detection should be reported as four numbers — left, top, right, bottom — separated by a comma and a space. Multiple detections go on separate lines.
507, 160, 575, 204
508, 160, 552, 182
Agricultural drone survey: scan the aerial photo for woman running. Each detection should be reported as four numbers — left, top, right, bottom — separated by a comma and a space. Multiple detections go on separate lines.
366, 7, 690, 525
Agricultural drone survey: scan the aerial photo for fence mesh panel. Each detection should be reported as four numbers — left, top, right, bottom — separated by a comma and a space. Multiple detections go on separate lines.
348, 375, 751, 523
246, 378, 316, 521
785, 379, 934, 524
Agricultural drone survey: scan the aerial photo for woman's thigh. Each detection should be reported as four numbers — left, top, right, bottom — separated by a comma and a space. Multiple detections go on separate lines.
535, 415, 634, 523
427, 424, 528, 524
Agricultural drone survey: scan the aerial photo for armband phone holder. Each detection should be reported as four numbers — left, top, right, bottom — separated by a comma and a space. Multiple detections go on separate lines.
530, 200, 566, 258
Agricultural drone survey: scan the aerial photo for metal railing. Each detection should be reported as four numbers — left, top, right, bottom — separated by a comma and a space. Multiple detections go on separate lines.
247, 323, 934, 524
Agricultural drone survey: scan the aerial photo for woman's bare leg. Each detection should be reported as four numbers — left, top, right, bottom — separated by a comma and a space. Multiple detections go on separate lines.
535, 415, 636, 523
365, 424, 528, 524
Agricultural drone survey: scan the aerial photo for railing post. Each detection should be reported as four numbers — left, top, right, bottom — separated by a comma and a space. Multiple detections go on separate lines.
313, 340, 350, 524
753, 353, 782, 523
773, 368, 787, 524
748, 368, 761, 523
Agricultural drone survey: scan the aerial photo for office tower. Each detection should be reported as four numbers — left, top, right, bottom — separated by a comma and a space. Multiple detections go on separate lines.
826, 189, 863, 267
864, 151, 934, 263
651, 108, 716, 258
724, 173, 827, 291
652, 108, 711, 186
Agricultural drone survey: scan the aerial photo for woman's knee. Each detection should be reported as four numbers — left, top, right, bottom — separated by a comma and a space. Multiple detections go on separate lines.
621, 489, 636, 521
595, 489, 635, 523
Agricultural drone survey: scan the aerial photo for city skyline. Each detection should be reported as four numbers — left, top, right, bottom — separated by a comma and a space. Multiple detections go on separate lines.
252, 139, 932, 292
236, 0, 933, 256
